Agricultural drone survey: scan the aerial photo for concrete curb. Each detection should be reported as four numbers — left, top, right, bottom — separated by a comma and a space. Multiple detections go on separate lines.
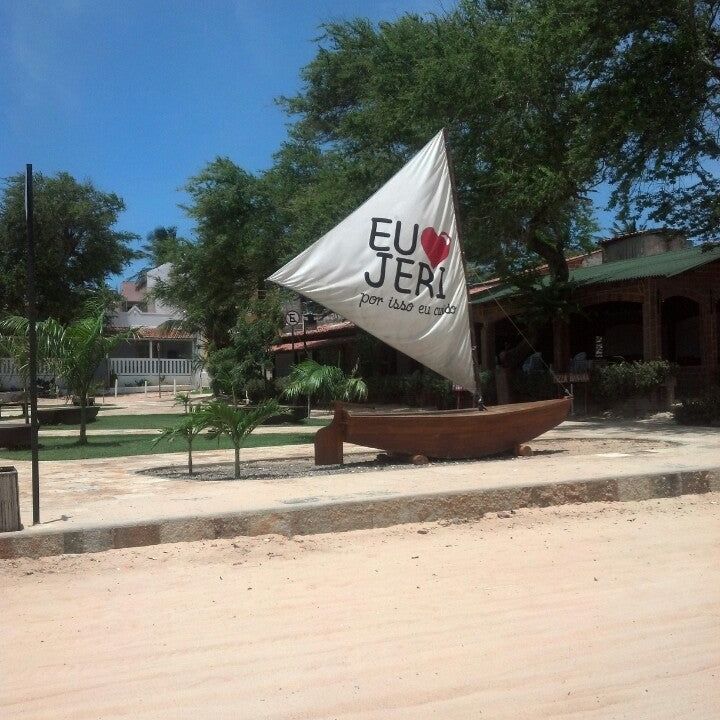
2, 467, 719, 559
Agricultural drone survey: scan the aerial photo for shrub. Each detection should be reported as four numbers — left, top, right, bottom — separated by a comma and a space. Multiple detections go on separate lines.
510, 367, 555, 401
364, 370, 453, 407
417, 370, 454, 408
674, 387, 720, 426
479, 369, 497, 405
591, 360, 674, 406
245, 378, 271, 403
273, 375, 289, 397
206, 347, 242, 401
282, 360, 367, 405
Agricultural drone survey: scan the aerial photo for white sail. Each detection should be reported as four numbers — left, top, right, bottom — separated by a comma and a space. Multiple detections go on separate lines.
268, 130, 476, 391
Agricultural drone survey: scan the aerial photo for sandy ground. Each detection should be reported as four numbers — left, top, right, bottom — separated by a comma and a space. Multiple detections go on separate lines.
2, 494, 719, 720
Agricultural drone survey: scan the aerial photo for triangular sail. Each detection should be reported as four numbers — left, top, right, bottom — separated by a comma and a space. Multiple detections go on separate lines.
268, 130, 476, 391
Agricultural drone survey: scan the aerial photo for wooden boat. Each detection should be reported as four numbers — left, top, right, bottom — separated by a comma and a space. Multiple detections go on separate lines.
269, 130, 571, 466
314, 398, 572, 464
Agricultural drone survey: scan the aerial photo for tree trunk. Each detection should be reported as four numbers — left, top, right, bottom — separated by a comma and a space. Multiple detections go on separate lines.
234, 444, 240, 479
526, 234, 569, 283
188, 440, 193, 476
499, 227, 570, 371
79, 397, 87, 445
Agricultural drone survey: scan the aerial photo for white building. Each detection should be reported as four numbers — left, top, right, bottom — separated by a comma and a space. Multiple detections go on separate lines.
107, 263, 203, 389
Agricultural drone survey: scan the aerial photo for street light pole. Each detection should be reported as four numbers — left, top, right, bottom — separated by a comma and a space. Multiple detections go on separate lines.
25, 164, 40, 525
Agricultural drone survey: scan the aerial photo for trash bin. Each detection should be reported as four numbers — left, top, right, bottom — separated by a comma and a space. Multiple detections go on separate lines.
0, 466, 22, 532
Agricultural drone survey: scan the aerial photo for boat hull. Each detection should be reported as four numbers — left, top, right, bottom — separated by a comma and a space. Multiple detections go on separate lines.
314, 398, 572, 464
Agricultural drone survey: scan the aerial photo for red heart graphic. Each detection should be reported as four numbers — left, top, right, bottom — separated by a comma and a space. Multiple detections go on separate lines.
420, 227, 451, 268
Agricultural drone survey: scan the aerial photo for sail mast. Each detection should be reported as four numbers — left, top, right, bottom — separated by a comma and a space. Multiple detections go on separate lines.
441, 128, 484, 405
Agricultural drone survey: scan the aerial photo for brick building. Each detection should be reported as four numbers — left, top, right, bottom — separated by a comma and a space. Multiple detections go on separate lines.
473, 230, 720, 394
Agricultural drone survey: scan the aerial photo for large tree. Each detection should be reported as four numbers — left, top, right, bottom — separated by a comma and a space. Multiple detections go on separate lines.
600, 1, 720, 241
276, 0, 720, 283
0, 172, 137, 322
155, 158, 285, 348
206, 290, 284, 399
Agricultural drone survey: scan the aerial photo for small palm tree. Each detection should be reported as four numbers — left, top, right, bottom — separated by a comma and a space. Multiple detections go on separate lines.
283, 360, 367, 406
55, 312, 134, 444
152, 409, 208, 475
203, 399, 285, 479
174, 392, 191, 413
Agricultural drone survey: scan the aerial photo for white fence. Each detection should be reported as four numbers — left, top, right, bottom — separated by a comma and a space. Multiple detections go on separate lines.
1, 357, 207, 392
0, 359, 56, 390
108, 358, 202, 390
109, 358, 193, 378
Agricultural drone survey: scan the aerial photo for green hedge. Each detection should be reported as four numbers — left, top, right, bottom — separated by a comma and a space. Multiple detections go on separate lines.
509, 368, 555, 401
674, 387, 720, 426
365, 370, 454, 407
591, 360, 674, 405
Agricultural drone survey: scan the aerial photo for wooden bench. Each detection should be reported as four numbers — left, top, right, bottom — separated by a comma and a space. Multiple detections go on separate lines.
0, 392, 27, 419
0, 424, 33, 450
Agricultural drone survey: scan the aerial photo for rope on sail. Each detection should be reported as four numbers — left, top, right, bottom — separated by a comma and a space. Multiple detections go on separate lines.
483, 286, 572, 397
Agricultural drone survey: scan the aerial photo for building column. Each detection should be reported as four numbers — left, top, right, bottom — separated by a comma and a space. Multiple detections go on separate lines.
642, 280, 662, 360
701, 299, 718, 376
553, 319, 571, 371
148, 340, 154, 359
479, 321, 496, 371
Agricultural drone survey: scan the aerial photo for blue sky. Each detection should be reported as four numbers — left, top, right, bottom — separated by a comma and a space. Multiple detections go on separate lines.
1, 0, 615, 286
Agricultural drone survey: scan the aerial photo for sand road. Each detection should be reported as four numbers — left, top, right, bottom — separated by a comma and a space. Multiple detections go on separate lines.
2, 494, 719, 719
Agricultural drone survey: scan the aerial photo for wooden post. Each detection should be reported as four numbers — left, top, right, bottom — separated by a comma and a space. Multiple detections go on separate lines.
114, 378, 118, 399
0, 466, 22, 532
642, 280, 662, 360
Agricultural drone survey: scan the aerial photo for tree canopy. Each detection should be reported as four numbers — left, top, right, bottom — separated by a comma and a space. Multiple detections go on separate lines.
272, 0, 720, 283
0, 171, 138, 322
141, 226, 189, 268
154, 158, 286, 348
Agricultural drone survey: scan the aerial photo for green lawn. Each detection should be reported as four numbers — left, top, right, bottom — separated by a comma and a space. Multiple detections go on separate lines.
0, 431, 313, 461
0, 413, 329, 432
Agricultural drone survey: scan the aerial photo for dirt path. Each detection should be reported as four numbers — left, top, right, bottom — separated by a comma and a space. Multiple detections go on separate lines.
2, 494, 719, 719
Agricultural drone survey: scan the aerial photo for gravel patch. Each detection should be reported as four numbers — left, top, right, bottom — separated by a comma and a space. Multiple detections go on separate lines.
141, 437, 676, 482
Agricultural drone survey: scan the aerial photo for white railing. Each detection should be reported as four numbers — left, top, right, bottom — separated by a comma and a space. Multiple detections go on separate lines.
0, 358, 56, 379
1, 357, 205, 393
108, 358, 193, 377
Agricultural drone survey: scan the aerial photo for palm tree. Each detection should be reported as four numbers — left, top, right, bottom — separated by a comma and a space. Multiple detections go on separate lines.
610, 216, 646, 237
282, 360, 367, 406
174, 392, 191, 413
55, 312, 134, 444
152, 409, 208, 475
203, 399, 285, 479
0, 315, 65, 421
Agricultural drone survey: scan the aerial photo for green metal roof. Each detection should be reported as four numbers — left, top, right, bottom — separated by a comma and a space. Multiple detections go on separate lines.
471, 245, 720, 306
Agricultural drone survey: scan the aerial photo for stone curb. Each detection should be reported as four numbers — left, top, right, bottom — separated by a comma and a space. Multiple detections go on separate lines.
1, 467, 719, 559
